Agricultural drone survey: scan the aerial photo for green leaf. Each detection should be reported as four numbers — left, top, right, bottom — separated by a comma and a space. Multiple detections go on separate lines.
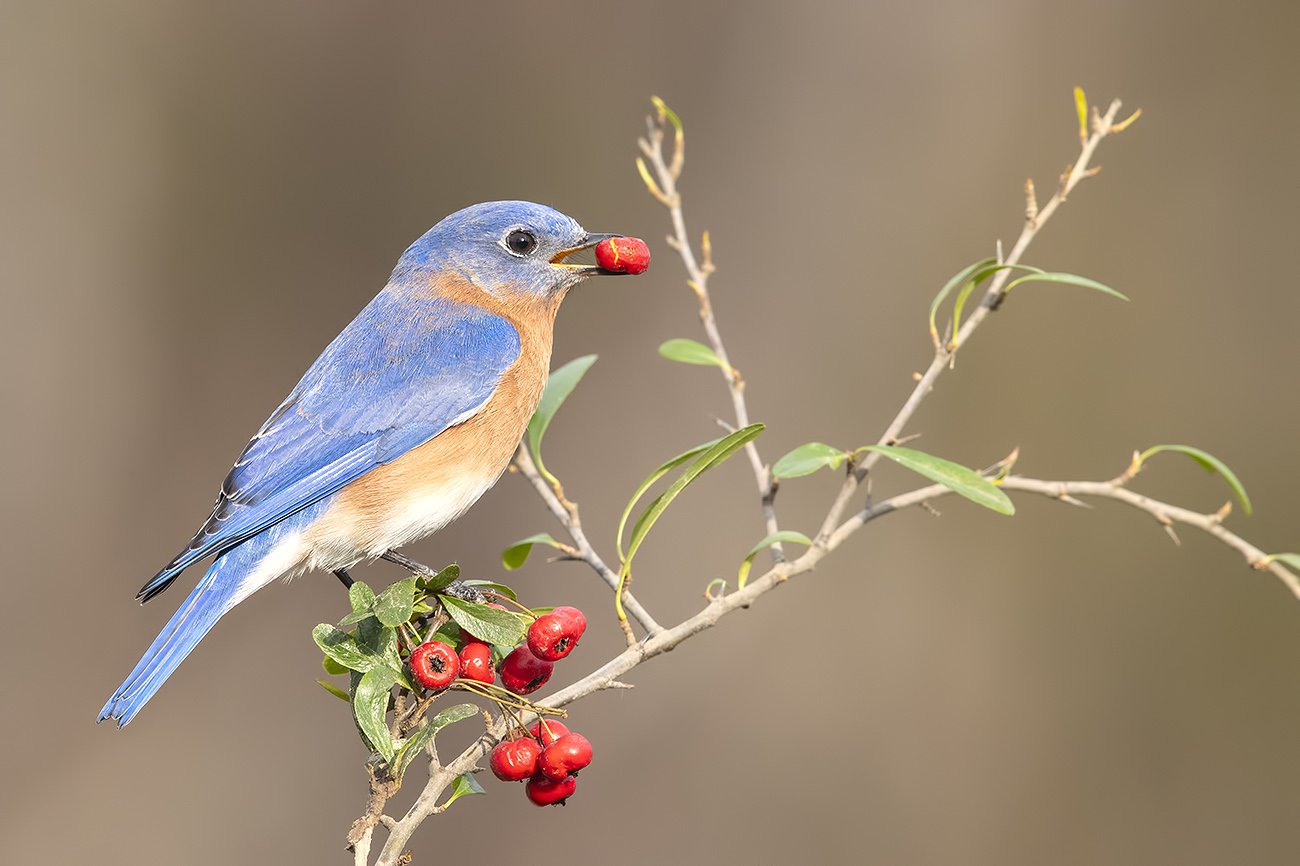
393, 702, 479, 778
501, 533, 561, 570
461, 579, 518, 601
442, 772, 487, 809
374, 578, 418, 628
317, 679, 351, 702
527, 355, 598, 483
658, 338, 726, 369
1264, 553, 1300, 571
353, 666, 398, 761
860, 445, 1015, 516
338, 608, 377, 627
929, 257, 997, 342
349, 580, 376, 611
322, 654, 348, 676
615, 436, 730, 561
313, 624, 380, 673
416, 564, 461, 594
772, 442, 850, 479
738, 531, 813, 589
1004, 271, 1130, 302
439, 595, 528, 647
620, 424, 765, 582
1137, 445, 1252, 515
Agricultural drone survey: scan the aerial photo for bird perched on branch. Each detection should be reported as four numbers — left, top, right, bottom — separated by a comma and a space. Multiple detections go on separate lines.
100, 201, 640, 726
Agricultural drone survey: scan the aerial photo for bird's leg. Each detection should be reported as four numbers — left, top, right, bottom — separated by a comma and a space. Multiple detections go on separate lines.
333, 569, 355, 589
380, 550, 485, 603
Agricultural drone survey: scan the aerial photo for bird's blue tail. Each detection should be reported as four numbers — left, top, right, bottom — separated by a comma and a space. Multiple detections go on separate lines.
99, 550, 250, 727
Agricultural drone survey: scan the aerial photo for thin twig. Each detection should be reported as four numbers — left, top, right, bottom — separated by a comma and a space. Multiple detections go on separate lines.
512, 445, 663, 636
641, 109, 783, 559
816, 99, 1127, 545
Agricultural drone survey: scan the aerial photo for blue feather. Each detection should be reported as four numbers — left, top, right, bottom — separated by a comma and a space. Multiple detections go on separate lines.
101, 502, 328, 725
138, 292, 520, 602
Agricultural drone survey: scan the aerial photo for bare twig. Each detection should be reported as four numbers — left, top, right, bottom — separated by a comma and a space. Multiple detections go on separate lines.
640, 106, 783, 559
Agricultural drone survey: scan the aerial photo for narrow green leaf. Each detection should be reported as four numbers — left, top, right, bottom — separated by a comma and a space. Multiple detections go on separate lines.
1263, 553, 1300, 571
616, 436, 726, 560
317, 679, 351, 702
393, 703, 479, 778
738, 531, 813, 589
527, 355, 598, 482
1074, 86, 1089, 141
501, 533, 561, 570
929, 257, 997, 342
1137, 445, 1252, 515
442, 772, 487, 809
416, 564, 461, 595
658, 338, 726, 369
861, 445, 1015, 516
772, 442, 849, 479
322, 654, 348, 676
461, 579, 518, 601
313, 624, 379, 673
623, 424, 765, 573
353, 667, 398, 761
1004, 271, 1130, 302
439, 595, 528, 647
374, 578, 418, 628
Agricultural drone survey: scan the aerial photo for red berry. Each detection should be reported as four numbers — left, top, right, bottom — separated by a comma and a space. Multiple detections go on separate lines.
489, 737, 541, 782
525, 773, 578, 806
528, 719, 571, 747
537, 733, 594, 781
594, 237, 650, 275
458, 641, 494, 684
499, 646, 553, 695
527, 606, 587, 661
408, 640, 459, 690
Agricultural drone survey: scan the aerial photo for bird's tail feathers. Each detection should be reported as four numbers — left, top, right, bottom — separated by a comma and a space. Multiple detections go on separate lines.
99, 553, 247, 727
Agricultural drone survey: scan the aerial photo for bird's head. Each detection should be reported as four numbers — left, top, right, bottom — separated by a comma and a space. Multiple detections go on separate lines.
395, 200, 631, 302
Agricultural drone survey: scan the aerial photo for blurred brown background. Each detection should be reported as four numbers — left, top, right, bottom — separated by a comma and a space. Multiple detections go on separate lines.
3, 1, 1299, 864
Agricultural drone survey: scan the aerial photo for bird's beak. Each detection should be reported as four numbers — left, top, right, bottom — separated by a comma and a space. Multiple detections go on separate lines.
550, 233, 624, 276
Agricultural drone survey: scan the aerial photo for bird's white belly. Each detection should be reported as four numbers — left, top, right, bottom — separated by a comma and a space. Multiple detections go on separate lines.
302, 464, 505, 573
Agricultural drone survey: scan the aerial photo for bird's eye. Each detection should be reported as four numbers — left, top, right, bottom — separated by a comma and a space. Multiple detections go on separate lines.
505, 229, 539, 256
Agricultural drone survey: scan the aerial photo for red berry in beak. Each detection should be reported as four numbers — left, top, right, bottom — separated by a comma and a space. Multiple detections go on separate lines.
525, 773, 578, 806
489, 737, 542, 782
537, 733, 594, 781
499, 646, 554, 695
408, 640, 459, 691
528, 719, 571, 747
594, 237, 650, 275
457, 641, 494, 684
526, 606, 587, 661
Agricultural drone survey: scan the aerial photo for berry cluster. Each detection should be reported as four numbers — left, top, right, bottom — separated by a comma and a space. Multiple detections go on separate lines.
403, 603, 592, 806
406, 605, 588, 696
490, 719, 594, 806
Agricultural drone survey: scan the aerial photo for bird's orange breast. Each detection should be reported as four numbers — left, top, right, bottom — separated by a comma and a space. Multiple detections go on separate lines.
301, 283, 564, 565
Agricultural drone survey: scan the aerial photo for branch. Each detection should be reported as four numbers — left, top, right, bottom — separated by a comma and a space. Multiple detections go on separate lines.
511, 446, 663, 637
639, 106, 783, 559
817, 98, 1128, 544
999, 476, 1300, 601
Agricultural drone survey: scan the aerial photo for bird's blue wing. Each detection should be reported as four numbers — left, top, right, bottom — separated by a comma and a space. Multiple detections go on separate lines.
138, 291, 520, 601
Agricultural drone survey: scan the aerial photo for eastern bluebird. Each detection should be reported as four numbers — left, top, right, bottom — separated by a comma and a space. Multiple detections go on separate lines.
100, 201, 634, 727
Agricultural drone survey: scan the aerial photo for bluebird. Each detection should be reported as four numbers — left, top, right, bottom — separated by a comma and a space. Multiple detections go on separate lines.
100, 201, 637, 726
